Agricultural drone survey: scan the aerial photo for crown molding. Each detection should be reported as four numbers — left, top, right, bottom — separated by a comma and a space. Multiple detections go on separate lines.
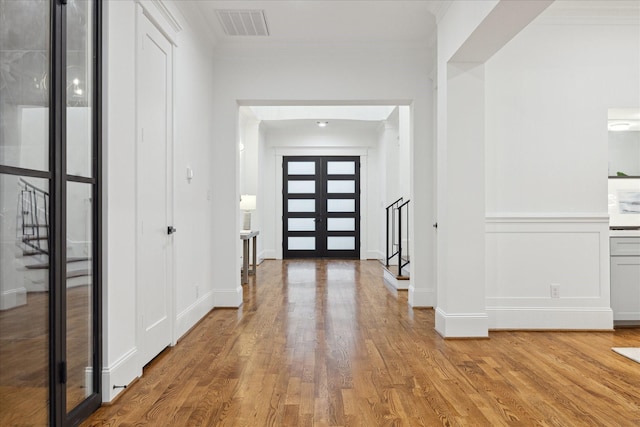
150, 0, 182, 33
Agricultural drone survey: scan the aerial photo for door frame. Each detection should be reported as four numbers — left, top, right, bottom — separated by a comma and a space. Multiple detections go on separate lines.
0, 0, 103, 424
275, 147, 369, 260
134, 4, 176, 367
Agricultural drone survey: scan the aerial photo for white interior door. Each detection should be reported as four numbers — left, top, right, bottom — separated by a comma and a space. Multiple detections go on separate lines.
136, 9, 173, 366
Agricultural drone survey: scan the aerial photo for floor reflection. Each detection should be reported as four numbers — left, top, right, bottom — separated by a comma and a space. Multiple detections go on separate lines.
0, 292, 49, 426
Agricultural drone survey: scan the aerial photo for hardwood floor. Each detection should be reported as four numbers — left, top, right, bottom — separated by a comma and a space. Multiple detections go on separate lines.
83, 260, 640, 426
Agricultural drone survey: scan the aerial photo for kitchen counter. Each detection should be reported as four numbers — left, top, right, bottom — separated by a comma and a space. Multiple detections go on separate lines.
610, 228, 640, 237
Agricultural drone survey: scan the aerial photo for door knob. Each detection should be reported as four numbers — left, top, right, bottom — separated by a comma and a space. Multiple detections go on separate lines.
167, 226, 177, 235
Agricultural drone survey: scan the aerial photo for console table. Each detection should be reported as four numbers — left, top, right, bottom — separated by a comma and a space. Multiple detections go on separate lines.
240, 230, 259, 284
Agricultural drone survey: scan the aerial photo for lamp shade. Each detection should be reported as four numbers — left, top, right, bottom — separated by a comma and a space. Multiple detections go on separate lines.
239, 194, 256, 211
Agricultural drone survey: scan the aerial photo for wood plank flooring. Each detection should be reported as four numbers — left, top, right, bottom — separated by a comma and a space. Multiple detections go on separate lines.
83, 260, 640, 426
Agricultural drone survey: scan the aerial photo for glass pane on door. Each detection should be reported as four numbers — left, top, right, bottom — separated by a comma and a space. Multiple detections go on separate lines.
327, 199, 355, 212
288, 161, 315, 175
288, 199, 315, 212
327, 218, 355, 231
288, 180, 315, 194
327, 161, 355, 175
288, 218, 316, 232
0, 0, 50, 171
66, 0, 98, 416
0, 174, 50, 425
327, 236, 355, 250
66, 182, 94, 411
327, 180, 355, 193
66, 0, 93, 178
288, 237, 316, 250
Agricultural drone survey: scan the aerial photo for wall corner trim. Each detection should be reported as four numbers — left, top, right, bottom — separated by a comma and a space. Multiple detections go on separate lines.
408, 285, 436, 307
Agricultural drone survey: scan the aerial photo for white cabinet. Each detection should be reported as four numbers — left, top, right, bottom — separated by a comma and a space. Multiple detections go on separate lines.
611, 237, 640, 322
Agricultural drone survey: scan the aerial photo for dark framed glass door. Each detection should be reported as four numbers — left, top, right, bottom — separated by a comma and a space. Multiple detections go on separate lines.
0, 0, 102, 425
283, 156, 360, 259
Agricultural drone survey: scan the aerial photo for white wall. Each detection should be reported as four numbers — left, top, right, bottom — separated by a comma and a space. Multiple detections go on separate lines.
103, 0, 215, 402
435, 0, 555, 337
238, 108, 261, 263
376, 106, 413, 265
172, 3, 216, 341
380, 108, 400, 204
483, 11, 639, 329
398, 108, 412, 202
211, 45, 435, 308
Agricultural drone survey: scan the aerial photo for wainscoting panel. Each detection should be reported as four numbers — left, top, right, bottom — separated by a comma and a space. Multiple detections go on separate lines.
486, 214, 613, 329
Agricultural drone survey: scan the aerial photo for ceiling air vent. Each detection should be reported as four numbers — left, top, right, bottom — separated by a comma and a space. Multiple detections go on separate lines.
216, 10, 269, 36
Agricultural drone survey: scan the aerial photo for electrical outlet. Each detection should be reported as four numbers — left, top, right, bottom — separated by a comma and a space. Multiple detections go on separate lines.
550, 284, 560, 298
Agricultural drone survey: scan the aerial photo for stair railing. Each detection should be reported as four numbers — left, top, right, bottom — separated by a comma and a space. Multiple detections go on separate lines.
397, 199, 410, 277
386, 197, 410, 276
17, 178, 50, 255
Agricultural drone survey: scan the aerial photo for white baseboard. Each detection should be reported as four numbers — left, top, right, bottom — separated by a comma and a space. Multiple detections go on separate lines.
213, 286, 243, 307
0, 287, 27, 310
408, 285, 435, 308
615, 311, 640, 322
383, 268, 409, 290
102, 347, 141, 402
262, 250, 277, 260
487, 307, 614, 330
435, 307, 489, 338
367, 250, 384, 260
176, 290, 215, 340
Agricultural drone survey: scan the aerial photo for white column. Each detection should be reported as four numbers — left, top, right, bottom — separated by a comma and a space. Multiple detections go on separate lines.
435, 62, 488, 338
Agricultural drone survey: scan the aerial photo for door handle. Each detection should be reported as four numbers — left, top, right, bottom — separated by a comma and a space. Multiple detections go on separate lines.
167, 226, 177, 235
315, 217, 322, 223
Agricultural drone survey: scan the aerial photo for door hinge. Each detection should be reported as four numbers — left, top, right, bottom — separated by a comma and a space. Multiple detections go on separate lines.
59, 361, 67, 384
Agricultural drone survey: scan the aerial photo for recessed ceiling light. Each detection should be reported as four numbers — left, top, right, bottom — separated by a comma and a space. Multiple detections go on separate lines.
609, 122, 631, 131
317, 121, 328, 127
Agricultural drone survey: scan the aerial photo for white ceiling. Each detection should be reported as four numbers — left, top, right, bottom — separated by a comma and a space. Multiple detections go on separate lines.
609, 108, 640, 132
544, 0, 640, 17
259, 118, 384, 133
176, 0, 640, 50
182, 0, 445, 49
178, 1, 639, 129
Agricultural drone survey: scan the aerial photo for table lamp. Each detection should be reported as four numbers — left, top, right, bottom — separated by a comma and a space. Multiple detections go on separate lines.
240, 194, 256, 231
